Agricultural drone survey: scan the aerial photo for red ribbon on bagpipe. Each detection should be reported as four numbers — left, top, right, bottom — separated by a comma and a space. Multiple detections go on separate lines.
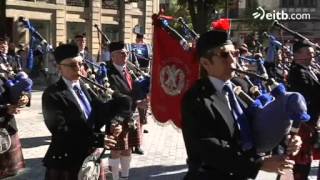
150, 14, 199, 128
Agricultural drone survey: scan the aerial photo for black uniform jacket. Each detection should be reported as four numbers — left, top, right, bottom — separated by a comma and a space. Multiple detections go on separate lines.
42, 78, 117, 170
288, 62, 320, 123
181, 77, 261, 180
107, 63, 141, 110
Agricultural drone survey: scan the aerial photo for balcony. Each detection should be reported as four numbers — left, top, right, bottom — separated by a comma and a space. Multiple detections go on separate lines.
102, 0, 119, 9
66, 0, 85, 7
20, 0, 54, 3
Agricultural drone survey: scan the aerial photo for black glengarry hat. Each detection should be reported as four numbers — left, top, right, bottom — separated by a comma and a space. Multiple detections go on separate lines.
196, 30, 232, 58
293, 40, 311, 53
109, 41, 125, 53
54, 44, 79, 64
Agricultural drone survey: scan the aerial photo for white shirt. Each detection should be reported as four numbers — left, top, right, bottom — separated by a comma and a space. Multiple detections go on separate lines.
62, 77, 89, 119
113, 63, 126, 77
208, 76, 232, 109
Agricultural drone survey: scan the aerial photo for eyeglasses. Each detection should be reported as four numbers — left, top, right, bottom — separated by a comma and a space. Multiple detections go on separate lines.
212, 50, 239, 59
111, 49, 129, 56
60, 62, 84, 68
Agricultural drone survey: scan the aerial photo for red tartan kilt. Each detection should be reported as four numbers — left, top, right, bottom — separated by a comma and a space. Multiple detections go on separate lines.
128, 118, 142, 147
0, 132, 25, 178
291, 124, 316, 164
111, 123, 130, 150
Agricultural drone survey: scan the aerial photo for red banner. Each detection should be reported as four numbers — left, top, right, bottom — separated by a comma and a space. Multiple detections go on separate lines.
150, 14, 199, 128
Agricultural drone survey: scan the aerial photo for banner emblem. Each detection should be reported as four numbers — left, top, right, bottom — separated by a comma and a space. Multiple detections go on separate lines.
160, 63, 185, 96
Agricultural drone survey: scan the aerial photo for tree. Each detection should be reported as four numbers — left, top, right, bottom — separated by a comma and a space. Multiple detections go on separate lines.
177, 0, 226, 34
0, 0, 6, 37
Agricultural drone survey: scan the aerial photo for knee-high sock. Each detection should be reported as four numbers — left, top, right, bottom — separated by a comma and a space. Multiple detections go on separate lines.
120, 156, 131, 177
109, 158, 120, 180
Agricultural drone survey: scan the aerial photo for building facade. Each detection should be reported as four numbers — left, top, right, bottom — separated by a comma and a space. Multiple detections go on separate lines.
5, 0, 160, 57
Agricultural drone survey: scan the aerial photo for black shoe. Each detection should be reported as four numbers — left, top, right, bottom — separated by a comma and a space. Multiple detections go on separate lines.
133, 147, 144, 155
143, 129, 149, 133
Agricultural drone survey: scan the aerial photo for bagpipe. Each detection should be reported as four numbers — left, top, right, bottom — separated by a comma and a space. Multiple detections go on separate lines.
232, 68, 310, 153
0, 58, 33, 105
93, 24, 151, 101
272, 20, 320, 51
238, 55, 268, 79
18, 17, 54, 73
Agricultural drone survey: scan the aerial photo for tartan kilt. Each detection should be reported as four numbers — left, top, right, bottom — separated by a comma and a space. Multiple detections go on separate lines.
291, 123, 314, 164
0, 132, 25, 178
111, 122, 130, 151
138, 107, 148, 125
128, 116, 142, 147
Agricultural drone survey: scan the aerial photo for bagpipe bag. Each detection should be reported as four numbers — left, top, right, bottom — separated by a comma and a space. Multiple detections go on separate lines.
250, 84, 310, 153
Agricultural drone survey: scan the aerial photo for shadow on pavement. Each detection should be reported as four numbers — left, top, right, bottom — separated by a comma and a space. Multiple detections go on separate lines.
20, 136, 51, 148
5, 158, 45, 180
129, 164, 187, 180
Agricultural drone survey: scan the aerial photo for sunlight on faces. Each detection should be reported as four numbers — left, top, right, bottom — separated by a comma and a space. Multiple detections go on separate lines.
0, 40, 8, 54
75, 37, 86, 51
294, 47, 314, 66
58, 56, 83, 81
111, 49, 129, 66
200, 44, 237, 81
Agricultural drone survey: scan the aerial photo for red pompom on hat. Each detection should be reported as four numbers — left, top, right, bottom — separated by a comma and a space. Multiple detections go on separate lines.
211, 18, 231, 32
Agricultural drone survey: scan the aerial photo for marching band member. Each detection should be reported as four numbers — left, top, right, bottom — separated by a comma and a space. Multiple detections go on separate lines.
288, 40, 320, 180
181, 29, 301, 180
107, 41, 148, 180
127, 33, 151, 142
74, 33, 95, 74
42, 44, 122, 180
0, 37, 21, 73
0, 36, 30, 179
127, 33, 152, 71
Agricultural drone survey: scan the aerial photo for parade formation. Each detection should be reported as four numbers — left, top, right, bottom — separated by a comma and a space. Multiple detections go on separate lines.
1, 1, 320, 180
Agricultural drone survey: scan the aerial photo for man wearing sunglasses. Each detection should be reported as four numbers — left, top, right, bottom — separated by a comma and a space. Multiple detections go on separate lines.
42, 44, 125, 180
181, 30, 301, 180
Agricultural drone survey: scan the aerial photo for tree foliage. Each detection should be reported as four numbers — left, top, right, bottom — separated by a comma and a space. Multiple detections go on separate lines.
176, 0, 227, 34
0, 0, 6, 37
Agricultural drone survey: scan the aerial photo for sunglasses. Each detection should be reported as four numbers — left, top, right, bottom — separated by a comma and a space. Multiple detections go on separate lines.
213, 49, 239, 59
60, 62, 84, 68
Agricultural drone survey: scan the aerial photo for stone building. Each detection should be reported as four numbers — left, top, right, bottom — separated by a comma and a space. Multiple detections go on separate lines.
5, 0, 160, 57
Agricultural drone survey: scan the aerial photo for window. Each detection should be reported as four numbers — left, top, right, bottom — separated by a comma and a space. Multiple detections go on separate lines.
102, 0, 119, 9
102, 24, 120, 42
66, 0, 85, 7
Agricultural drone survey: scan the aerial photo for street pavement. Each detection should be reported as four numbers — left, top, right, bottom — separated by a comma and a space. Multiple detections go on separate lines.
4, 89, 319, 180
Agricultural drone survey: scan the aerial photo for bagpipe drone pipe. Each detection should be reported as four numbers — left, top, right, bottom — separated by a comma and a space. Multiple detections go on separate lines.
18, 17, 56, 80
232, 68, 310, 153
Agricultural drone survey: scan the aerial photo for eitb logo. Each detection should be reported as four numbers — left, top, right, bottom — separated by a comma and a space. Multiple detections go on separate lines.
252, 6, 311, 20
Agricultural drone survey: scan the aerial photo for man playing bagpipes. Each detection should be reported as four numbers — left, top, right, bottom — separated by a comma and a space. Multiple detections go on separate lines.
74, 33, 96, 77
106, 41, 148, 180
126, 33, 152, 150
0, 36, 31, 179
0, 37, 22, 74
126, 33, 152, 71
287, 40, 320, 180
181, 28, 303, 180
42, 44, 130, 180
